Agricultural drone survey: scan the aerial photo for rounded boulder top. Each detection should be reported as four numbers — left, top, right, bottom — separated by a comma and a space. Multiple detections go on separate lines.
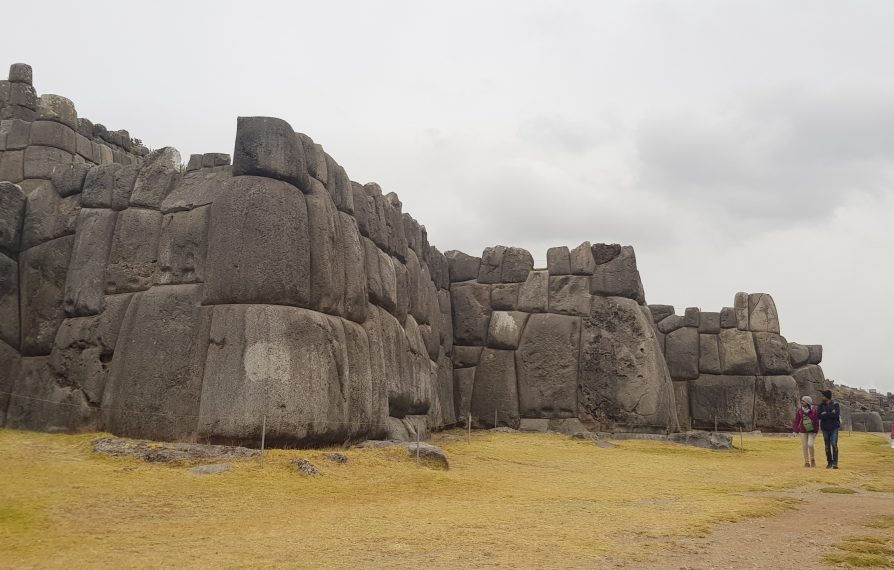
9, 63, 32, 84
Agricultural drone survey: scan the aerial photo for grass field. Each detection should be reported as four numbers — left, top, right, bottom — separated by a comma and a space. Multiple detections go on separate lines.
1, 429, 892, 568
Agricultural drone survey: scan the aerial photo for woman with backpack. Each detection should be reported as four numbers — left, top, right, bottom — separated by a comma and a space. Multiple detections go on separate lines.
793, 396, 820, 467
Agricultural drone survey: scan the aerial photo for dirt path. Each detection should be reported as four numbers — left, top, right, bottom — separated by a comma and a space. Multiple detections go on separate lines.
640, 485, 894, 569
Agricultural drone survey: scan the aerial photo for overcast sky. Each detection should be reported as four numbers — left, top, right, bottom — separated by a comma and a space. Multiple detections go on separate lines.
4, 1, 893, 392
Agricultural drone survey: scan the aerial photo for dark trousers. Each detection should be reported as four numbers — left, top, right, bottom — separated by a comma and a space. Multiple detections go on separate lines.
822, 428, 839, 466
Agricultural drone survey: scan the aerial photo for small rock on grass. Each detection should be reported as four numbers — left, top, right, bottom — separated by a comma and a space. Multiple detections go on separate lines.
290, 458, 320, 476
405, 442, 449, 470
323, 453, 348, 464
190, 463, 231, 475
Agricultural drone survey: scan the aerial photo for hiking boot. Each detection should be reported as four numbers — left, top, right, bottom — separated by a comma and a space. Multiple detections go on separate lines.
826, 464, 832, 469
804, 462, 810, 467
810, 459, 816, 467
832, 465, 839, 469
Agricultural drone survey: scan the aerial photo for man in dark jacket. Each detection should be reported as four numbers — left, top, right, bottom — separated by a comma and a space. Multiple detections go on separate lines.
818, 390, 841, 469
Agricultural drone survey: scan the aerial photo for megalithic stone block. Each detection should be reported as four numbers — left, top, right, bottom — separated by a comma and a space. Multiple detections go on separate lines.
501, 247, 533, 282
546, 246, 571, 275
0, 181, 26, 255
0, 252, 18, 347
470, 348, 518, 428
516, 313, 580, 418
20, 235, 74, 355
748, 293, 780, 333
446, 250, 480, 283
232, 116, 310, 193
63, 208, 117, 316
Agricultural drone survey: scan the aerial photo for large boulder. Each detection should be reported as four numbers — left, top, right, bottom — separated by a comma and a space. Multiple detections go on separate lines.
578, 295, 678, 431
806, 345, 823, 365
517, 270, 548, 313
103, 284, 212, 441
204, 176, 310, 307
718, 328, 759, 375
154, 206, 209, 286
104, 208, 163, 294
0, 181, 26, 255
0, 253, 18, 347
748, 293, 780, 333
850, 411, 884, 432
21, 180, 80, 250
81, 164, 138, 211
453, 367, 476, 424
445, 250, 480, 283
548, 275, 591, 316
569, 241, 596, 275
490, 283, 520, 311
63, 208, 117, 316
698, 334, 722, 374
501, 247, 533, 282
753, 332, 793, 375
451, 283, 491, 345
0, 340, 21, 425
546, 246, 571, 275
129, 147, 180, 209
338, 212, 368, 323
589, 246, 644, 303
232, 116, 310, 192
792, 364, 829, 398
753, 375, 799, 432
734, 292, 749, 331
672, 381, 690, 430
689, 375, 756, 431
470, 348, 519, 428
648, 304, 675, 324
486, 311, 528, 350
5, 356, 99, 432
516, 313, 580, 418
20, 235, 74, 355
477, 245, 505, 284
665, 327, 699, 380
788, 342, 810, 368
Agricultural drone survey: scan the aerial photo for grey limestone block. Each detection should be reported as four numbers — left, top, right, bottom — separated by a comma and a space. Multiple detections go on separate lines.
578, 295, 678, 431
104, 208, 163, 294
323, 153, 355, 215
362, 237, 384, 307
20, 235, 74, 355
298, 133, 327, 184
428, 245, 450, 291
490, 282, 520, 311
486, 310, 528, 350
339, 211, 368, 324
703, 313, 722, 337
30, 120, 77, 154
719, 307, 737, 329
74, 134, 94, 162
657, 314, 684, 334
453, 367, 476, 424
688, 375, 756, 431
36, 95, 78, 130
154, 206, 209, 286
734, 292, 749, 331
718, 328, 759, 375
683, 307, 700, 328
0, 181, 26, 254
698, 333, 721, 374
665, 326, 699, 380
754, 375, 800, 432
81, 163, 138, 210
185, 154, 203, 172
546, 246, 571, 275
204, 175, 311, 307
453, 345, 483, 369
501, 246, 534, 282
20, 181, 80, 250
589, 245, 645, 303
516, 312, 580, 418
672, 380, 689, 429
0, 339, 21, 425
753, 332, 793, 375
130, 148, 180, 209
0, 253, 18, 347
648, 304, 675, 324
470, 348, 519, 428
446, 250, 480, 283
232, 116, 310, 193
788, 342, 810, 368
50, 163, 89, 197
8, 82, 37, 110
160, 166, 232, 214
352, 182, 371, 238
0, 118, 31, 150
451, 282, 491, 346
76, 118, 94, 138
590, 243, 621, 265
201, 152, 230, 168
517, 269, 548, 313
23, 146, 73, 180
569, 241, 596, 275
548, 275, 591, 317
747, 293, 780, 334
0, 149, 24, 183
103, 284, 211, 441
477, 245, 505, 284
792, 364, 829, 398
379, 250, 398, 314
8, 63, 32, 85
63, 208, 117, 316
806, 344, 823, 365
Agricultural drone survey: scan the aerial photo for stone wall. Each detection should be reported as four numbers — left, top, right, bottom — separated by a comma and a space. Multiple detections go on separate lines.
448, 242, 679, 433
651, 293, 829, 432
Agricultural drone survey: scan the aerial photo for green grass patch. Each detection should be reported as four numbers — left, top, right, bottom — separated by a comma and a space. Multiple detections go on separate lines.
820, 486, 858, 494
823, 552, 893, 568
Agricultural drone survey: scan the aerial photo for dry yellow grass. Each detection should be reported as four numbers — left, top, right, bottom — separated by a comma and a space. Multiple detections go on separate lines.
1, 429, 892, 569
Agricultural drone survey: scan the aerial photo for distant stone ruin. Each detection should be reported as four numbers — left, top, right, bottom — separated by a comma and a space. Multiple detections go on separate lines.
0, 64, 840, 445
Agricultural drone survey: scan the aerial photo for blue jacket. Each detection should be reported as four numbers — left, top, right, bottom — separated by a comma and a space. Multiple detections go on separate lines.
818, 401, 841, 431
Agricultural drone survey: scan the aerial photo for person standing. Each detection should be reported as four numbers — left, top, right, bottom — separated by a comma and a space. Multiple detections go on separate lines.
818, 390, 841, 469
792, 396, 819, 467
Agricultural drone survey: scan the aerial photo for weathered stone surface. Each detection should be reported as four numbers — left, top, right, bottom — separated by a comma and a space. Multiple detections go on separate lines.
81, 163, 138, 210
788, 342, 810, 368
453, 367, 475, 423
516, 313, 580, 418
404, 249, 422, 321
63, 208, 116, 316
501, 247, 533, 282
306, 180, 345, 316
698, 312, 720, 334
657, 314, 684, 334
546, 246, 571, 275
548, 275, 591, 316
649, 304, 675, 324
665, 326, 699, 380
490, 283, 519, 311
806, 345, 823, 365
393, 259, 409, 323
470, 349, 519, 428
24, 145, 73, 180
364, 306, 428, 418
719, 307, 737, 328
232, 116, 310, 192
0, 339, 21, 425
477, 245, 505, 284
50, 162, 89, 197
323, 155, 354, 215
753, 332, 793, 375
0, 149, 24, 183
21, 181, 80, 250
429, 354, 456, 429
748, 293, 780, 333
20, 235, 74, 355
698, 333, 722, 374
0, 253, 18, 347
591, 243, 621, 265
405, 442, 449, 470
298, 133, 327, 184
104, 284, 211, 441
30, 120, 77, 154
754, 375, 799, 432
486, 311, 528, 350
683, 307, 700, 328
718, 328, 759, 375
667, 430, 733, 449
672, 381, 690, 430
362, 238, 383, 306
5, 356, 99, 432
48, 294, 132, 405
850, 411, 884, 432
453, 346, 482, 368
129, 148, 180, 209
589, 246, 644, 303
0, 181, 26, 255
339, 212, 368, 323
204, 176, 310, 307
9, 63, 33, 85
154, 206, 209, 286
792, 364, 828, 398
444, 250, 481, 283
517, 270, 548, 313
161, 167, 232, 213
379, 251, 398, 314
569, 241, 596, 275
104, 208, 162, 294
437, 289, 453, 354
0, 119, 31, 151
451, 283, 491, 345
688, 375, 756, 431
734, 292, 749, 331
36, 94, 77, 130
578, 295, 678, 431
